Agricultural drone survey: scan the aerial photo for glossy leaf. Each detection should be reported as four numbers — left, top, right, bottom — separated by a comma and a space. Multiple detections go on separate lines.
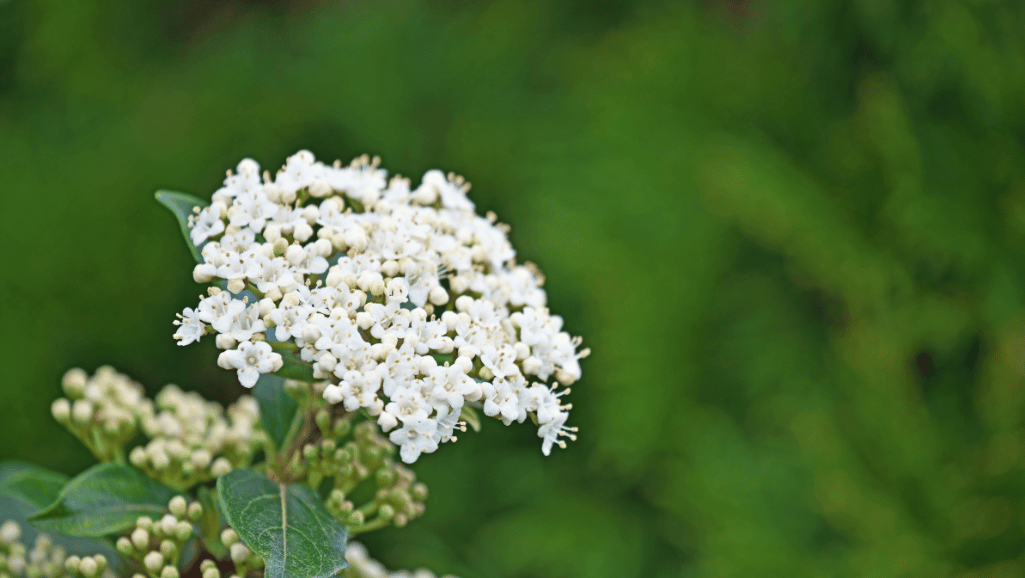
30, 463, 179, 537
254, 373, 300, 450
154, 190, 209, 263
273, 351, 315, 382
0, 461, 68, 508
0, 463, 121, 571
217, 469, 348, 578
196, 486, 228, 559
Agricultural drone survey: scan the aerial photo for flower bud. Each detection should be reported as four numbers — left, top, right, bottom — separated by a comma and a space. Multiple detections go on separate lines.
211, 458, 232, 478
65, 556, 82, 574
175, 521, 193, 541
61, 368, 88, 398
227, 278, 246, 294
116, 537, 133, 555
161, 565, 180, 578
159, 540, 177, 559
187, 502, 204, 522
143, 552, 164, 573
344, 226, 368, 252
229, 543, 250, 564
71, 399, 94, 425
220, 529, 239, 547
51, 399, 72, 423
168, 496, 188, 518
429, 286, 449, 306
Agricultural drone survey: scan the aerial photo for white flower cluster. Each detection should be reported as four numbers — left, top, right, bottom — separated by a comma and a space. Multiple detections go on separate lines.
174, 151, 587, 462
343, 543, 457, 578
130, 386, 263, 488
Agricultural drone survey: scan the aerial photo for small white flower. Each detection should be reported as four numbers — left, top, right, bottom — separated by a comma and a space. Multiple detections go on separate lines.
389, 418, 439, 463
190, 205, 225, 246
172, 307, 206, 346
217, 341, 281, 387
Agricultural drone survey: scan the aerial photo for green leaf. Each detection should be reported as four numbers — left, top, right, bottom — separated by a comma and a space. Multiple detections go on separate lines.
254, 373, 300, 450
217, 469, 349, 578
460, 405, 482, 432
0, 462, 68, 508
155, 190, 209, 263
29, 464, 179, 537
0, 463, 122, 572
196, 486, 228, 560
274, 351, 315, 382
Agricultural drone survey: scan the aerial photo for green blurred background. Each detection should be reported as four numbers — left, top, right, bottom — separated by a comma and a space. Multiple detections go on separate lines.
4, 0, 1025, 576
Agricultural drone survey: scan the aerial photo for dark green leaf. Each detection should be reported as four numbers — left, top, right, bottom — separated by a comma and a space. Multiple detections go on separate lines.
0, 463, 122, 573
217, 469, 348, 578
154, 190, 209, 263
0, 462, 68, 508
196, 486, 228, 560
273, 351, 315, 382
30, 464, 179, 537
254, 373, 300, 450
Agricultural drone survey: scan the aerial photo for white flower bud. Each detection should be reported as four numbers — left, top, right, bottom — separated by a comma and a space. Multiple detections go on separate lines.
356, 312, 374, 330
454, 295, 474, 312
79, 557, 98, 578
523, 356, 542, 375
449, 275, 469, 295
258, 298, 276, 318
418, 356, 437, 375
211, 458, 232, 477
0, 520, 21, 543
514, 342, 530, 360
323, 384, 343, 404
161, 565, 180, 578
429, 286, 449, 305
51, 399, 72, 423
230, 543, 250, 564
280, 187, 297, 205
308, 179, 332, 198
266, 286, 283, 302
441, 311, 459, 332
191, 449, 212, 469
377, 411, 398, 432
227, 278, 246, 294
285, 245, 305, 266
465, 381, 484, 402
325, 269, 344, 288
160, 514, 178, 536
220, 528, 239, 547
169, 496, 188, 519
143, 552, 164, 572
62, 368, 89, 398
263, 183, 282, 203
344, 226, 367, 252
72, 399, 94, 425
313, 238, 332, 258
294, 222, 314, 242
215, 334, 238, 350
302, 323, 322, 343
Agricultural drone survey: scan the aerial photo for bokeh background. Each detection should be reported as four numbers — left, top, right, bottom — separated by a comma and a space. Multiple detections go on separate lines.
4, 0, 1025, 576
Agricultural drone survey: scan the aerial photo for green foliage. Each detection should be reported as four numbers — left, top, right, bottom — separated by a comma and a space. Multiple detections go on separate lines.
5, 0, 1025, 576
0, 462, 122, 569
153, 191, 208, 263
254, 374, 300, 451
217, 469, 349, 578
30, 464, 179, 537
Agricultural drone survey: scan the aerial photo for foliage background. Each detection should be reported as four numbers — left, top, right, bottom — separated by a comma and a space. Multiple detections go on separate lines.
3, 0, 1025, 576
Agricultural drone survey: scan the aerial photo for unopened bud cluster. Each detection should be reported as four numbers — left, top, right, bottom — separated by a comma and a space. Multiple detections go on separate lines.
0, 521, 113, 578
343, 543, 457, 578
130, 386, 263, 489
312, 421, 427, 533
51, 367, 145, 463
115, 497, 201, 578
173, 151, 587, 462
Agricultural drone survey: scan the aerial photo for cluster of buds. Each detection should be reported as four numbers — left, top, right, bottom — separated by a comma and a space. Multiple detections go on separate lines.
51, 367, 144, 463
216, 529, 263, 577
115, 497, 202, 578
130, 386, 263, 489
0, 521, 113, 578
316, 422, 427, 533
343, 543, 456, 578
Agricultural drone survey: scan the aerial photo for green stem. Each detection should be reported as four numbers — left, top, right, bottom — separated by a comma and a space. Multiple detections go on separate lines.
349, 515, 390, 535
245, 283, 265, 298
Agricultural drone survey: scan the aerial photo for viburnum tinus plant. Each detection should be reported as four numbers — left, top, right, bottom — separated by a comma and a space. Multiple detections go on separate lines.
0, 151, 588, 578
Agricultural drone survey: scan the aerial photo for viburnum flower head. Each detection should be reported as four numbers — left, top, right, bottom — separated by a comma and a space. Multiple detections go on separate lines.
173, 151, 589, 462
